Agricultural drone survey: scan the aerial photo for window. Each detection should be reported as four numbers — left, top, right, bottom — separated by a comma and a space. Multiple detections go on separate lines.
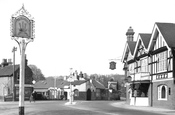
158, 85, 167, 100
17, 72, 19, 81
129, 63, 134, 74
141, 58, 148, 72
157, 51, 167, 72
135, 61, 140, 73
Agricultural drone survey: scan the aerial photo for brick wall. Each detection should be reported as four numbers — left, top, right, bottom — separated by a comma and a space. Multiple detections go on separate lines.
0, 77, 12, 101
74, 92, 86, 100
152, 80, 175, 109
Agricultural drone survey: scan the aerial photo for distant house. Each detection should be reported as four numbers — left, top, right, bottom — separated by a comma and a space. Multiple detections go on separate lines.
34, 73, 108, 101
34, 77, 68, 100
0, 59, 33, 101
63, 73, 108, 101
64, 79, 88, 100
89, 79, 107, 100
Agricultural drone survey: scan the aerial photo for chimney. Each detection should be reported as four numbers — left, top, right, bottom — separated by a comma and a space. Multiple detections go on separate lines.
126, 26, 135, 41
8, 59, 12, 65
1, 59, 8, 67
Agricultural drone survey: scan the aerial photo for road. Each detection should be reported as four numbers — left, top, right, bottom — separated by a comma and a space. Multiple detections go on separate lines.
0, 100, 173, 115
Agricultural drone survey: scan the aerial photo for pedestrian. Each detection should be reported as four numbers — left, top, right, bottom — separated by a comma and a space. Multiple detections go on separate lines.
33, 91, 37, 102
30, 91, 36, 102
30, 92, 33, 103
134, 89, 137, 105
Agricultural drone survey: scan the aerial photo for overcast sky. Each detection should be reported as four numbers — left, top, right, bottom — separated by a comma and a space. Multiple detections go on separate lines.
0, 0, 175, 77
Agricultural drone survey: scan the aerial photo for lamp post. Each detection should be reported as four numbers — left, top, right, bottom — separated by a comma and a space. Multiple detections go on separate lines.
32, 80, 36, 92
11, 5, 35, 115
12, 46, 17, 101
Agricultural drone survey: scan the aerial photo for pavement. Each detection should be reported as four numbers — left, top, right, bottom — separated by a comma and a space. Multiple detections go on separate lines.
111, 101, 175, 115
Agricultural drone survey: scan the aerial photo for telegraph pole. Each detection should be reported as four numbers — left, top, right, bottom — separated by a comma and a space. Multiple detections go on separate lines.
12, 47, 17, 101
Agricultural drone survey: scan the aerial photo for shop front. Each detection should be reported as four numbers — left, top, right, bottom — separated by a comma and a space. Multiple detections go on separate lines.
129, 80, 150, 106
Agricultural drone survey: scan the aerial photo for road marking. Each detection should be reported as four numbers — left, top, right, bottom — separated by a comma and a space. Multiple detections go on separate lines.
65, 105, 121, 115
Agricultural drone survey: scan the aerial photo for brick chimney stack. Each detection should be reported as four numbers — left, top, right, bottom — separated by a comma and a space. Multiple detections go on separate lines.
1, 59, 8, 67
126, 26, 135, 41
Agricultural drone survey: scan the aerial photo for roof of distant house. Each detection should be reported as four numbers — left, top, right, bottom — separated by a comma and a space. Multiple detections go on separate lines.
0, 65, 19, 77
92, 79, 106, 89
34, 77, 66, 89
34, 77, 88, 89
63, 80, 88, 86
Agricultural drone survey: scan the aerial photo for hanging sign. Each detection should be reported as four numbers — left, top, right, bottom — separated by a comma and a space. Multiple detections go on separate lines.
109, 61, 116, 70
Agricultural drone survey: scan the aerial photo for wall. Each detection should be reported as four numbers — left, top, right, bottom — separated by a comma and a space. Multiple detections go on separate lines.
0, 77, 12, 101
74, 92, 86, 100
15, 66, 33, 85
73, 82, 86, 92
152, 80, 175, 109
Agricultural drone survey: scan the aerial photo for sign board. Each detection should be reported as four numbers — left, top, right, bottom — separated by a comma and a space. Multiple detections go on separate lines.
11, 6, 34, 39
12, 16, 32, 38
109, 61, 116, 70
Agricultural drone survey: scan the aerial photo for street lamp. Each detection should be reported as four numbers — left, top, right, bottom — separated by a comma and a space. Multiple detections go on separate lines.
11, 5, 35, 115
32, 80, 36, 85
32, 80, 36, 92
12, 46, 17, 101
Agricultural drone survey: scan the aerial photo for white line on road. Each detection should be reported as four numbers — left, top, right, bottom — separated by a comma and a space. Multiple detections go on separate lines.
65, 104, 121, 115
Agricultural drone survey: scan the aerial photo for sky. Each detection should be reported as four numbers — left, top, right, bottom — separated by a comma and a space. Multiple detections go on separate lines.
0, 0, 175, 77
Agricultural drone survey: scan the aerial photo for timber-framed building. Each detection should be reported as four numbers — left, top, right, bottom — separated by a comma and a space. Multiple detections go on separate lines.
122, 23, 175, 109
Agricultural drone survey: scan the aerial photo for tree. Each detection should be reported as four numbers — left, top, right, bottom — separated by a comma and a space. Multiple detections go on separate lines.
28, 65, 45, 82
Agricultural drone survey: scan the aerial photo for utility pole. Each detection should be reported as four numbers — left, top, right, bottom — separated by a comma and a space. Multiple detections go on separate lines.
12, 47, 17, 101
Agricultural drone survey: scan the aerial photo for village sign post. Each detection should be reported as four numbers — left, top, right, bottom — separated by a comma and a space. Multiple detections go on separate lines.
11, 5, 35, 115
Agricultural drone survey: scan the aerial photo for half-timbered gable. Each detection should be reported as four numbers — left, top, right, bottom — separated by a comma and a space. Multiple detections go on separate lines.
148, 23, 175, 81
122, 41, 136, 62
127, 33, 152, 106
132, 34, 151, 80
122, 41, 136, 77
147, 22, 175, 109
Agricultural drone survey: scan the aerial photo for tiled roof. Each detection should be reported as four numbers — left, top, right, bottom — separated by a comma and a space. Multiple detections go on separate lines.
0, 65, 19, 77
34, 77, 67, 89
34, 80, 49, 89
72, 80, 87, 85
140, 33, 151, 48
92, 79, 106, 89
63, 80, 88, 86
57, 80, 69, 88
127, 41, 136, 55
156, 22, 175, 47
34, 77, 87, 89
